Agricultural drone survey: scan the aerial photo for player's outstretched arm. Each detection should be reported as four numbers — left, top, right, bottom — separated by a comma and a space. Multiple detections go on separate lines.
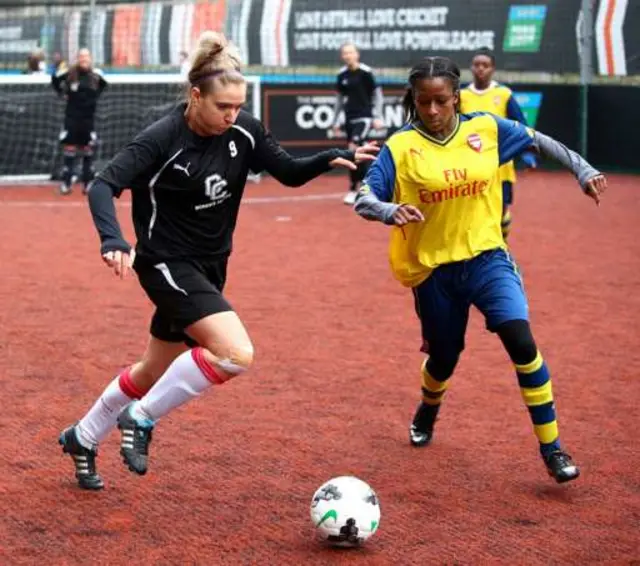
252, 125, 377, 187
533, 131, 607, 204
496, 118, 607, 205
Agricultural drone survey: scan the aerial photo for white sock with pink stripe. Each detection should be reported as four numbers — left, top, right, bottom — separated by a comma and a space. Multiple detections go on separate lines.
132, 348, 226, 422
75, 368, 144, 449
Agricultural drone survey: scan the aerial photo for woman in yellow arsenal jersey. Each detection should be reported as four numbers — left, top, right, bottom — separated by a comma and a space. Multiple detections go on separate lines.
354, 56, 607, 484
460, 48, 537, 239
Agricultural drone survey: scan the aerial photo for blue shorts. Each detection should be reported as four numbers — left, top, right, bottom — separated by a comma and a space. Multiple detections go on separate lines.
412, 249, 528, 356
503, 181, 514, 208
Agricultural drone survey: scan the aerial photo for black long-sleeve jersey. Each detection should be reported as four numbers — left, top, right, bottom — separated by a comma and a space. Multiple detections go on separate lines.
336, 64, 379, 120
51, 67, 107, 122
93, 103, 352, 262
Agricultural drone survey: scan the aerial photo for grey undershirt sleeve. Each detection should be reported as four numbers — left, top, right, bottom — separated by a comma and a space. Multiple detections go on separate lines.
353, 191, 399, 225
533, 131, 601, 189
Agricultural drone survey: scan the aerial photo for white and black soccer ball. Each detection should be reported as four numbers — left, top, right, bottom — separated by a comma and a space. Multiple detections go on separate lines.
310, 476, 381, 547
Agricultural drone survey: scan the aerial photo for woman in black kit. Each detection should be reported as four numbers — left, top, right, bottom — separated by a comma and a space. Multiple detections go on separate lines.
52, 48, 107, 195
332, 42, 384, 205
59, 32, 378, 490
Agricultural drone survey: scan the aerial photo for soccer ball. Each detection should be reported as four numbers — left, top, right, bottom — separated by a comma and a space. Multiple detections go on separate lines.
310, 476, 381, 547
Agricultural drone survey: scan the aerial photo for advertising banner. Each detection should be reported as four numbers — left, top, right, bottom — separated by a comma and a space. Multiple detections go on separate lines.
0, 0, 637, 76
263, 84, 407, 149
261, 82, 579, 156
256, 0, 583, 73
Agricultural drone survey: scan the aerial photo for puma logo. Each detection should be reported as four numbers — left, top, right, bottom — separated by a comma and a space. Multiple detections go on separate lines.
173, 162, 191, 176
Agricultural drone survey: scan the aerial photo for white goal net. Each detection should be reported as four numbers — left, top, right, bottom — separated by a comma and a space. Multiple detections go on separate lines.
0, 73, 261, 183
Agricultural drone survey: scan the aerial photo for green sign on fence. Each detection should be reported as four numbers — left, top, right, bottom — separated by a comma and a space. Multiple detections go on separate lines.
503, 5, 548, 53
513, 92, 543, 127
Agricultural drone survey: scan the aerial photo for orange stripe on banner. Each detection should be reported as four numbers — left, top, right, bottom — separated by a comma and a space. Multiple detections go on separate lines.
112, 6, 142, 66
604, 0, 617, 75
191, 1, 226, 45
275, 0, 286, 66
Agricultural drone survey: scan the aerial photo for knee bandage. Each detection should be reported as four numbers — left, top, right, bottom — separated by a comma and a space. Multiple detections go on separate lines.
192, 345, 254, 384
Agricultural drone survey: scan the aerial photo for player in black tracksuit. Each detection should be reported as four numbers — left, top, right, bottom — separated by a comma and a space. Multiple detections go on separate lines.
58, 32, 377, 490
332, 42, 384, 205
52, 48, 107, 195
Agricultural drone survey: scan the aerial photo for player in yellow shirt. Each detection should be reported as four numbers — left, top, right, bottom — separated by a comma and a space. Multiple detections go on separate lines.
354, 56, 607, 483
460, 48, 537, 239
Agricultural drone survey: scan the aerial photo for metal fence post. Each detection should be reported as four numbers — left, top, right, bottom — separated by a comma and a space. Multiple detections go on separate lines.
579, 0, 595, 157
89, 0, 97, 54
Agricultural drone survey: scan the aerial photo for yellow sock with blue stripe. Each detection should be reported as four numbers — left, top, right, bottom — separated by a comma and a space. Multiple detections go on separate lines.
501, 209, 512, 240
419, 360, 449, 423
515, 351, 561, 458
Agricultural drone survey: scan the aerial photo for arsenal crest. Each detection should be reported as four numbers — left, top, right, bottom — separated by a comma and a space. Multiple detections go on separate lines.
467, 133, 482, 152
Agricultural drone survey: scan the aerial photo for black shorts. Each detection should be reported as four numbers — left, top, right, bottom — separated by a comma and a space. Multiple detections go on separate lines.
345, 117, 373, 144
59, 120, 97, 147
134, 256, 233, 345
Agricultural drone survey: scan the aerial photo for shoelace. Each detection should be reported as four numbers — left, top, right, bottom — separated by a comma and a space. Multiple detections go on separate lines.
549, 452, 573, 468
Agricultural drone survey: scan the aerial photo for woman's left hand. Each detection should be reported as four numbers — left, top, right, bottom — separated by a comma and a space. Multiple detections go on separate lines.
330, 142, 379, 171
584, 174, 607, 206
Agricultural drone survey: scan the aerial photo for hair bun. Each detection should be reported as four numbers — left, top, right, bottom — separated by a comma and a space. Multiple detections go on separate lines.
187, 31, 243, 89
196, 31, 227, 58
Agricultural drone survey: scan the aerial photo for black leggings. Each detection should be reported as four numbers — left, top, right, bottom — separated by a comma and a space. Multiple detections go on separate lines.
426, 319, 537, 381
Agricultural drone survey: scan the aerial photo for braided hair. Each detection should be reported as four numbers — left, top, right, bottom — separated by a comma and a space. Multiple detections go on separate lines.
402, 57, 461, 123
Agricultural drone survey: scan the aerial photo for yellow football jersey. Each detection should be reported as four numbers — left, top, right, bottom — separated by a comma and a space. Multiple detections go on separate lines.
362, 113, 535, 287
460, 82, 526, 184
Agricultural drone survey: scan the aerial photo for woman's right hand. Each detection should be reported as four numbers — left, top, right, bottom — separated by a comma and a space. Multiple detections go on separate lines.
392, 204, 425, 226
584, 174, 607, 206
102, 248, 135, 279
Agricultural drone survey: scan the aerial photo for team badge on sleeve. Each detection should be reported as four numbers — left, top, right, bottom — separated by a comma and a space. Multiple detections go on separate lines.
467, 133, 482, 152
